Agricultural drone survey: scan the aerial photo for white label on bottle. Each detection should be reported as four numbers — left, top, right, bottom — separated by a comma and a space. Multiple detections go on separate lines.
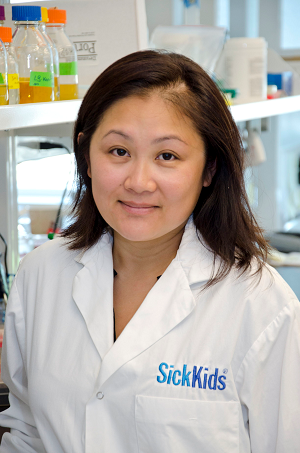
59, 75, 79, 85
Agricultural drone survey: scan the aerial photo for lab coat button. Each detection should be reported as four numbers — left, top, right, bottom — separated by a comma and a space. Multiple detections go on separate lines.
96, 391, 104, 400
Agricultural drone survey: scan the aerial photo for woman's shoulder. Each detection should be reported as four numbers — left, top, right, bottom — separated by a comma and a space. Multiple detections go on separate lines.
17, 237, 81, 280
224, 260, 300, 341
245, 260, 297, 303
23, 236, 75, 261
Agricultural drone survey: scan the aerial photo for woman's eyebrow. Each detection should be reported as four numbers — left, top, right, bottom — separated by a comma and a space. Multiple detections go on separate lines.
151, 135, 188, 145
102, 129, 188, 145
102, 129, 132, 140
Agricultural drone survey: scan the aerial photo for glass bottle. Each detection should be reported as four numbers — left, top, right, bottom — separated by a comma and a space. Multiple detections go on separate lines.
46, 8, 78, 100
11, 6, 54, 104
0, 27, 19, 105
0, 37, 8, 105
39, 7, 60, 101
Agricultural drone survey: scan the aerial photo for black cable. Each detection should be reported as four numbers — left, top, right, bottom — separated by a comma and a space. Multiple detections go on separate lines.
49, 185, 68, 240
40, 143, 72, 240
0, 233, 8, 283
39, 142, 68, 150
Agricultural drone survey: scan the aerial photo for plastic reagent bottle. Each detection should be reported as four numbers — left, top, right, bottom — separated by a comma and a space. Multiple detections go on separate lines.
11, 6, 54, 104
0, 37, 8, 105
0, 6, 5, 26
40, 7, 60, 101
46, 8, 78, 100
0, 27, 20, 105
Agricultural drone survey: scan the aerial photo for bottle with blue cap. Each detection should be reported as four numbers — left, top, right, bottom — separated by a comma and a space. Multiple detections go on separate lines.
11, 5, 54, 104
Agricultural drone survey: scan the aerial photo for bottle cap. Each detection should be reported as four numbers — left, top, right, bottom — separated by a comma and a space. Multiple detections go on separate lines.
48, 8, 67, 24
0, 6, 5, 21
0, 27, 12, 43
40, 7, 48, 24
12, 5, 42, 22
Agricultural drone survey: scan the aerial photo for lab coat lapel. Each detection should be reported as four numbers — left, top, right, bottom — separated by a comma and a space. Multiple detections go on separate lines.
98, 260, 196, 387
98, 220, 214, 387
72, 234, 114, 360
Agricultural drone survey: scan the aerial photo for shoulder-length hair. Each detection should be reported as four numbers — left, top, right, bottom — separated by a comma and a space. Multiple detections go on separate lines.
62, 49, 270, 287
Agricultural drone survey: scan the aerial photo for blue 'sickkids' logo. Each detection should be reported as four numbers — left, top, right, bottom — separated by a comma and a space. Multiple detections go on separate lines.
157, 362, 227, 390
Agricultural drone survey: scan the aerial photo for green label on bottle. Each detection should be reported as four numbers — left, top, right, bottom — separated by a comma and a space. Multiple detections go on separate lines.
29, 71, 54, 88
59, 62, 78, 76
0, 73, 4, 84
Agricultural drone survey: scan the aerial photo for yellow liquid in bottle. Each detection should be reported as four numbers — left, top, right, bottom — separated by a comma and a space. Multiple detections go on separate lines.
19, 77, 53, 104
0, 85, 8, 105
60, 83, 78, 101
54, 76, 60, 101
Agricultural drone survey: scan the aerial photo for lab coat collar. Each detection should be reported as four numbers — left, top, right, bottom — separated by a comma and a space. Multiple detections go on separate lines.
176, 217, 215, 286
72, 231, 115, 361
72, 219, 215, 386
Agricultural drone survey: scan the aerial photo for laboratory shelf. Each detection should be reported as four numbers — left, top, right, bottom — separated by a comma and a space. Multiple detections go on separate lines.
0, 99, 81, 131
1, 95, 300, 131
230, 95, 300, 123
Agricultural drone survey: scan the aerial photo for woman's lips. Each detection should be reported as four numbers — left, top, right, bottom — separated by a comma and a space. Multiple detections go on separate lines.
119, 200, 158, 215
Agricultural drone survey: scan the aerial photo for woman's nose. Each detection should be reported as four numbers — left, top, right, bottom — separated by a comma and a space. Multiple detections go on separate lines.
124, 161, 157, 193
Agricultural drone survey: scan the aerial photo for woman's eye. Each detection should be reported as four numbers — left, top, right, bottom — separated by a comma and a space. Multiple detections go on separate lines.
157, 153, 176, 161
111, 148, 129, 157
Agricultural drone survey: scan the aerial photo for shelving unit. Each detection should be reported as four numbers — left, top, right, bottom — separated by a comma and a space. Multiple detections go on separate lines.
231, 95, 300, 123
0, 100, 81, 131
1, 95, 300, 131
1, 94, 300, 274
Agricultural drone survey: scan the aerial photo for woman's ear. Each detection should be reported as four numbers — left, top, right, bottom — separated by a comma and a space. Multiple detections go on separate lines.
203, 159, 217, 187
77, 132, 83, 145
78, 133, 91, 178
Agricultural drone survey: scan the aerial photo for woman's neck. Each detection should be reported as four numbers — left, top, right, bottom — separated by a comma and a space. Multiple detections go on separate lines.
112, 223, 186, 278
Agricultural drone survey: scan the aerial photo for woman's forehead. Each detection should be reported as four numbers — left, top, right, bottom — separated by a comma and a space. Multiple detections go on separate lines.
95, 93, 202, 143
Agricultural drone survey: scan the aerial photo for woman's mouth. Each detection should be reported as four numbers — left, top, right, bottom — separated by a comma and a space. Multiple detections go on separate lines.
119, 200, 158, 215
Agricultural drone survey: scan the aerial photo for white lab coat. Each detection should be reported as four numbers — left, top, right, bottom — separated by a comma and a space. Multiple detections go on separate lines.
0, 220, 299, 453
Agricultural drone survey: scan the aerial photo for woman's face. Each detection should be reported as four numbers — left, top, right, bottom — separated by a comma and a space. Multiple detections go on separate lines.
87, 93, 214, 242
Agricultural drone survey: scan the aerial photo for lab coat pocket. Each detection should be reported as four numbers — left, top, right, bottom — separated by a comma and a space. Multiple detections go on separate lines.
135, 395, 239, 453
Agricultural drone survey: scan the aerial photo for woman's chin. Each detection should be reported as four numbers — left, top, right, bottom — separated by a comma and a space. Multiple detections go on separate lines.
114, 227, 159, 243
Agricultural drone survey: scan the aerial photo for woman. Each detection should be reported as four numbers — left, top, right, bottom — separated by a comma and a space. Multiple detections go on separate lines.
0, 50, 299, 453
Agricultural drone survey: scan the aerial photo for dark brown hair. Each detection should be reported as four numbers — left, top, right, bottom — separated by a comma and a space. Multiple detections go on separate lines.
62, 49, 270, 286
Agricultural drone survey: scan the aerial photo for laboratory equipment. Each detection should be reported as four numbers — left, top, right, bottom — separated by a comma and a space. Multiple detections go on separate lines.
150, 25, 226, 75
46, 8, 78, 100
40, 7, 60, 101
223, 37, 267, 104
11, 5, 54, 104
0, 27, 19, 105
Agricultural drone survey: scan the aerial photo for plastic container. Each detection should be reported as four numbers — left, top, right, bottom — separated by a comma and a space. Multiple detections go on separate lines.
150, 25, 226, 75
11, 6, 55, 104
40, 7, 60, 101
0, 27, 20, 105
0, 37, 8, 105
46, 8, 78, 100
267, 72, 293, 96
223, 37, 267, 104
